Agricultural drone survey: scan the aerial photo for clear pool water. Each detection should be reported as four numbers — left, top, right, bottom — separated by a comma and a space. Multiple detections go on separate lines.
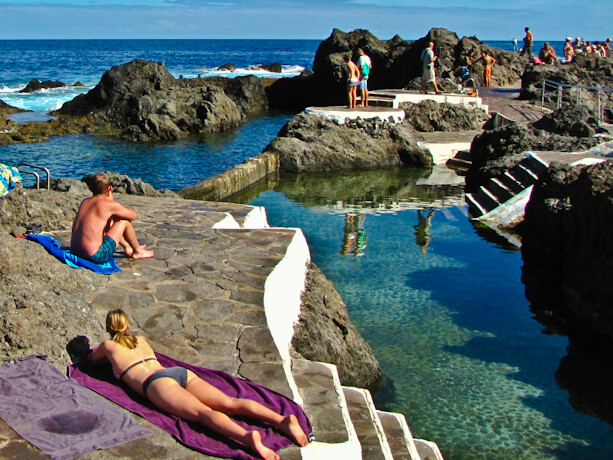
245, 170, 613, 459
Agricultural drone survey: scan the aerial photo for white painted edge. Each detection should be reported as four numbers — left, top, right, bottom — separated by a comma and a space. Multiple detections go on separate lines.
344, 387, 394, 460
304, 107, 405, 125
211, 212, 240, 229
300, 363, 363, 460
263, 227, 311, 406
414, 439, 445, 460
477, 185, 533, 227
241, 206, 270, 229
570, 158, 607, 167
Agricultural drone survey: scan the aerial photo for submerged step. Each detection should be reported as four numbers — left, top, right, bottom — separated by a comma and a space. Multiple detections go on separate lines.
343, 387, 393, 460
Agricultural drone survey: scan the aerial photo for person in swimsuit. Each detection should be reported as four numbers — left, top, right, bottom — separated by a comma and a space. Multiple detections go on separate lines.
344, 54, 360, 109
356, 48, 372, 107
71, 172, 154, 263
89, 309, 309, 460
475, 51, 497, 88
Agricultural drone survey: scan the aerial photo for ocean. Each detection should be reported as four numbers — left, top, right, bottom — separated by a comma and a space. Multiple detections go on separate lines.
1, 39, 610, 459
0, 39, 565, 113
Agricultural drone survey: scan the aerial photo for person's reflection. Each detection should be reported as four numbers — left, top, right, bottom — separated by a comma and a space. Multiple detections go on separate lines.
341, 212, 367, 256
414, 208, 435, 254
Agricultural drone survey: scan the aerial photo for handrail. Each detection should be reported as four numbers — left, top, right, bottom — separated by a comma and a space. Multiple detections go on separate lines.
542, 78, 613, 93
541, 79, 613, 124
17, 163, 51, 190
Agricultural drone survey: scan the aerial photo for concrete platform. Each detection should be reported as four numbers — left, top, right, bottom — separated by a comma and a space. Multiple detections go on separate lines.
368, 89, 486, 110
304, 105, 405, 124
417, 130, 481, 165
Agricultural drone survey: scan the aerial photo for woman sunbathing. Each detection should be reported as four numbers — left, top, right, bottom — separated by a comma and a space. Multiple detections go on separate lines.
89, 309, 309, 460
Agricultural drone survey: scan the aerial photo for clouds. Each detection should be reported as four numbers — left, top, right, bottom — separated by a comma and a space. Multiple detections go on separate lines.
0, 1, 609, 40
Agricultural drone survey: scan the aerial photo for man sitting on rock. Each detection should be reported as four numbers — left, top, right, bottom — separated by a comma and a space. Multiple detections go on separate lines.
71, 172, 154, 263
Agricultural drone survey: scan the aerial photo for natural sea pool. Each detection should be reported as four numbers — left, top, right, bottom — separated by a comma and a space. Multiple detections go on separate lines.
237, 170, 613, 459
2, 120, 612, 458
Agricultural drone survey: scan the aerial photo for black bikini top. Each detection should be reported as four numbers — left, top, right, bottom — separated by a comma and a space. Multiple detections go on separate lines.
115, 357, 158, 381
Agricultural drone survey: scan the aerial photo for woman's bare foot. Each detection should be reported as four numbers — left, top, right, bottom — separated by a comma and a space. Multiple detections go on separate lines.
246, 431, 279, 460
278, 415, 309, 447
131, 247, 154, 259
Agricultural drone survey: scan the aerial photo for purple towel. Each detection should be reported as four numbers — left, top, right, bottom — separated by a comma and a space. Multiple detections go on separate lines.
69, 352, 312, 460
0, 356, 151, 460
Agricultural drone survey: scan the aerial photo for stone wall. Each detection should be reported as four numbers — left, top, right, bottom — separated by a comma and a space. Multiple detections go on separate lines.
178, 151, 280, 201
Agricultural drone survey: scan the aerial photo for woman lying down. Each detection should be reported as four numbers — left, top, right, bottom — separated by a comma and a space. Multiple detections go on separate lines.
89, 309, 309, 460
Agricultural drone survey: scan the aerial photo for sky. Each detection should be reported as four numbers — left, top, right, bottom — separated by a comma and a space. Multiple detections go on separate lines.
0, 0, 610, 41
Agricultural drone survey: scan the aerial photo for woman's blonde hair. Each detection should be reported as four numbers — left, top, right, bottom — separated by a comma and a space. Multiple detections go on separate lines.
106, 309, 138, 349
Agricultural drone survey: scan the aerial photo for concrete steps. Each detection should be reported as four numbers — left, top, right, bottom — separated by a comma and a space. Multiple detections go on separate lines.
343, 387, 393, 460
445, 150, 471, 172
466, 152, 548, 219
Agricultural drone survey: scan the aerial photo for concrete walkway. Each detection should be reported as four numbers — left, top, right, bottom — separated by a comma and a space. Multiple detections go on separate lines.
477, 88, 549, 123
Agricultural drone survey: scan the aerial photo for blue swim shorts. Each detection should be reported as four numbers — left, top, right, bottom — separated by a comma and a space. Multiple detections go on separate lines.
88, 235, 116, 264
359, 77, 368, 90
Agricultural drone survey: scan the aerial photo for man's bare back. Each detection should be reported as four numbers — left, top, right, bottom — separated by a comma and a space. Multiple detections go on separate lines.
71, 173, 153, 262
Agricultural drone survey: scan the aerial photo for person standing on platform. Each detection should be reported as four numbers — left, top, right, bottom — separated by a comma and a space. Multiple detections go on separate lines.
520, 27, 533, 59
357, 48, 372, 107
513, 38, 519, 52
420, 41, 440, 94
344, 54, 360, 109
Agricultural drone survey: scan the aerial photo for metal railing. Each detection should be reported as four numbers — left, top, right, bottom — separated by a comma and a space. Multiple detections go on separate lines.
540, 79, 613, 124
17, 163, 51, 190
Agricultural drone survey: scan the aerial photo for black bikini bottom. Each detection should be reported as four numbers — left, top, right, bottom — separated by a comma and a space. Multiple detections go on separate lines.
142, 367, 188, 396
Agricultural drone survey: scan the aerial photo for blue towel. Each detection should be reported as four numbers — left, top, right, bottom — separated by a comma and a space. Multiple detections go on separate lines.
26, 234, 121, 275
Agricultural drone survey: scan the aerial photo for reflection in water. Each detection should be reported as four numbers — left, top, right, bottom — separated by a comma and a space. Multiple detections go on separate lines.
414, 208, 434, 255
341, 212, 367, 256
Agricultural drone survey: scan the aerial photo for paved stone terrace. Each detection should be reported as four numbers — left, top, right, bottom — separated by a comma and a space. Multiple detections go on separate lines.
0, 195, 309, 459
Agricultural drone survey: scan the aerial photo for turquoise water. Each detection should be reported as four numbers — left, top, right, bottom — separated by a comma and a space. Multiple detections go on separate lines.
246, 171, 613, 459
0, 113, 291, 190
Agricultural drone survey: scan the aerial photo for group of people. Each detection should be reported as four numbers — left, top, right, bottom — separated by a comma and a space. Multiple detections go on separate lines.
563, 37, 611, 62
344, 48, 372, 108
518, 26, 611, 65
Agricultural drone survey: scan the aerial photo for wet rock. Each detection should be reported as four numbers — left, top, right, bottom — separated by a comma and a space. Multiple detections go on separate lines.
263, 112, 432, 173
292, 263, 382, 388
218, 63, 236, 71
531, 104, 602, 137
400, 100, 488, 132
190, 75, 269, 115
521, 161, 613, 345
259, 62, 282, 73
19, 79, 66, 93
57, 60, 244, 141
